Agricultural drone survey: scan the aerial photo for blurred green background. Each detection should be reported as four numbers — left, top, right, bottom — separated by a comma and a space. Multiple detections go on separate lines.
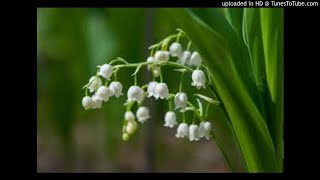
37, 8, 229, 172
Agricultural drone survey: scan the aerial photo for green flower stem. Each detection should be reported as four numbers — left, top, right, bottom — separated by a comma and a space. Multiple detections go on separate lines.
179, 71, 185, 92
187, 101, 203, 121
192, 112, 196, 124
134, 74, 138, 86
126, 101, 135, 111
205, 103, 210, 119
150, 48, 155, 57
113, 61, 193, 73
176, 31, 182, 43
141, 84, 148, 90
159, 66, 163, 83
168, 99, 173, 111
114, 71, 118, 81
110, 58, 128, 65
85, 88, 88, 96
183, 112, 186, 123
187, 41, 192, 51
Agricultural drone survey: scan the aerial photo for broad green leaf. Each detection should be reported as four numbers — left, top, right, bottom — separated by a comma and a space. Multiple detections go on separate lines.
221, 8, 244, 37
166, 8, 278, 172
260, 8, 284, 168
260, 9, 283, 103
242, 9, 266, 91
189, 8, 264, 119
242, 9, 272, 130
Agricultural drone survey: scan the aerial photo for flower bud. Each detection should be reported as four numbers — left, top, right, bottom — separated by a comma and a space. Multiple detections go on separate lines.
147, 56, 155, 70
153, 66, 160, 77
126, 121, 137, 135
122, 133, 130, 141
125, 111, 135, 122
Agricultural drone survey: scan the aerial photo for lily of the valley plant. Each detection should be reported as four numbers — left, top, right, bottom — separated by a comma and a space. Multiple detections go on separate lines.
82, 29, 217, 143
81, 8, 283, 173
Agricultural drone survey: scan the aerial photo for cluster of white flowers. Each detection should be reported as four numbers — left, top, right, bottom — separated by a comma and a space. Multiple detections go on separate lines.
175, 121, 212, 141
170, 42, 202, 67
82, 64, 123, 110
82, 29, 217, 142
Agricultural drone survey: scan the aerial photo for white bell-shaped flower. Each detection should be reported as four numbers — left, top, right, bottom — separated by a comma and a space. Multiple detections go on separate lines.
204, 121, 212, 140
154, 50, 170, 62
164, 111, 177, 128
146, 56, 155, 70
174, 92, 188, 110
147, 81, 158, 98
99, 64, 113, 80
153, 66, 160, 77
82, 96, 94, 110
126, 121, 137, 135
96, 86, 112, 102
191, 70, 206, 89
91, 94, 103, 109
189, 124, 200, 141
178, 51, 191, 65
175, 123, 189, 138
198, 122, 206, 138
136, 106, 150, 123
109, 81, 123, 98
169, 42, 182, 57
88, 76, 102, 93
189, 51, 202, 67
125, 111, 135, 122
127, 86, 144, 102
154, 83, 169, 100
